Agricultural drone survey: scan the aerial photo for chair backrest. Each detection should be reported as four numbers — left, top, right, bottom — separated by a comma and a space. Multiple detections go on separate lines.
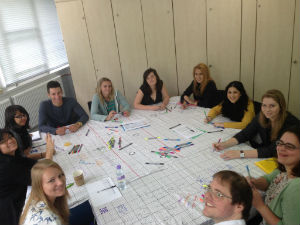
214, 90, 225, 106
87, 101, 92, 112
254, 101, 262, 115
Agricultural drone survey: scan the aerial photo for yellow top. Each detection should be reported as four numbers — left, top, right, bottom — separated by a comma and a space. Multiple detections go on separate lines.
207, 100, 255, 129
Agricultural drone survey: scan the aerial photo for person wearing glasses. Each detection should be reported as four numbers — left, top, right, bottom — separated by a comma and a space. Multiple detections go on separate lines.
247, 126, 300, 225
202, 170, 252, 225
5, 105, 46, 159
0, 130, 54, 225
213, 89, 299, 160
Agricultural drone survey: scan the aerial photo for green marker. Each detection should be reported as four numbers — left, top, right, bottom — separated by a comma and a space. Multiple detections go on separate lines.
66, 183, 74, 189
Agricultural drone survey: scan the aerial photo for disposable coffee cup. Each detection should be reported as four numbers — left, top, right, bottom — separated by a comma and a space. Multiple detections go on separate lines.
73, 169, 84, 186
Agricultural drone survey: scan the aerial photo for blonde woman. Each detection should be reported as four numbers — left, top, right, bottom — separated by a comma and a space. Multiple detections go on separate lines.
180, 63, 217, 108
91, 77, 131, 122
20, 159, 69, 225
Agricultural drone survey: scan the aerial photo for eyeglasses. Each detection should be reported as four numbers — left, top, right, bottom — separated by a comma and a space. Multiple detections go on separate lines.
204, 185, 232, 200
0, 134, 13, 144
14, 114, 27, 119
276, 140, 300, 151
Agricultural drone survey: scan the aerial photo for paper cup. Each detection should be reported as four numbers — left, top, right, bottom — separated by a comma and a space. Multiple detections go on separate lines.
73, 169, 84, 186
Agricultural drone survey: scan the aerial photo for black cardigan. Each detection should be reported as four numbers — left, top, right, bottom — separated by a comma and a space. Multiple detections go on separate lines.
0, 153, 36, 225
180, 80, 217, 108
234, 112, 300, 158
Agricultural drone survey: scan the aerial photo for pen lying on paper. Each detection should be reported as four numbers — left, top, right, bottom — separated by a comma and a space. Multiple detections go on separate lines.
119, 142, 132, 150
97, 185, 117, 193
145, 162, 164, 165
207, 130, 223, 133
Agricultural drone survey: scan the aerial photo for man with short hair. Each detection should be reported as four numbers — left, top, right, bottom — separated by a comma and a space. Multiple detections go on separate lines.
39, 81, 89, 135
202, 170, 252, 225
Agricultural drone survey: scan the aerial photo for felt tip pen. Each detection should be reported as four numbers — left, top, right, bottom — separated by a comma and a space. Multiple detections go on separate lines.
85, 129, 90, 136
246, 165, 252, 179
169, 124, 181, 129
163, 138, 181, 141
207, 130, 224, 133
105, 126, 119, 128
145, 162, 164, 165
204, 111, 208, 120
119, 142, 133, 150
66, 183, 74, 189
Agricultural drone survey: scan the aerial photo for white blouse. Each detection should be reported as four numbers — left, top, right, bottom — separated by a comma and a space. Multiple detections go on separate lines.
23, 201, 62, 225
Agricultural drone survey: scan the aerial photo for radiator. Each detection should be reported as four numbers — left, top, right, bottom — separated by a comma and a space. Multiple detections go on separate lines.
0, 98, 12, 128
10, 77, 64, 129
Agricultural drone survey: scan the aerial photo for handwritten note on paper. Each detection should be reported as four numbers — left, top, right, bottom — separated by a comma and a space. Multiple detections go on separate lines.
172, 124, 205, 139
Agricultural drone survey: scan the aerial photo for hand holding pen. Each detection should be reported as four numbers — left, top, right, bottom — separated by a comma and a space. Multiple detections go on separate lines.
212, 139, 225, 151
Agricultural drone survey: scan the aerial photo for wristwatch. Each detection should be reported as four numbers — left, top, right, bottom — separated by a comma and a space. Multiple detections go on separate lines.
240, 150, 245, 158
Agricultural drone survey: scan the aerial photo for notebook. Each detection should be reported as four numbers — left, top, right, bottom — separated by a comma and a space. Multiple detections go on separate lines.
254, 157, 277, 174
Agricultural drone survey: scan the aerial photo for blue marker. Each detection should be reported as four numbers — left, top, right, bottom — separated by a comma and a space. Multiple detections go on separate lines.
246, 165, 252, 179
105, 126, 119, 128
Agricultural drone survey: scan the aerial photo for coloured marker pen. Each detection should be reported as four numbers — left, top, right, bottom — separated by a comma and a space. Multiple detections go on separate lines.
246, 165, 252, 179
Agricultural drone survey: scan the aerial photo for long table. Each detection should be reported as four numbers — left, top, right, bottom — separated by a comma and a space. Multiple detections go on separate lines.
48, 97, 265, 225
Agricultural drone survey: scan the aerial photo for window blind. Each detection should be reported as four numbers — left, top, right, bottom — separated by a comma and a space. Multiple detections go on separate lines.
0, 0, 68, 87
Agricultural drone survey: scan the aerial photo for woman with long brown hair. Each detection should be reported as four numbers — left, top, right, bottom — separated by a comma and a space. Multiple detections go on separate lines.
20, 159, 69, 225
180, 63, 217, 108
213, 89, 299, 160
0, 131, 54, 225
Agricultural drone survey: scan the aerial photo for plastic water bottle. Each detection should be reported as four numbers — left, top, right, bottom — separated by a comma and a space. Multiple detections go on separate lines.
116, 165, 126, 190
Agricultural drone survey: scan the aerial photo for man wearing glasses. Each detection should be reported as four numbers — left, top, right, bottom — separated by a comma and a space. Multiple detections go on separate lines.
202, 170, 252, 225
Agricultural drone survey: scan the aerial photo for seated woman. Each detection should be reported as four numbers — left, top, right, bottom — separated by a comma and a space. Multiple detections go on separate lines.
5, 105, 46, 159
205, 81, 255, 129
91, 77, 131, 122
180, 63, 217, 108
0, 131, 54, 225
213, 89, 299, 160
134, 68, 170, 110
20, 159, 69, 225
248, 126, 300, 225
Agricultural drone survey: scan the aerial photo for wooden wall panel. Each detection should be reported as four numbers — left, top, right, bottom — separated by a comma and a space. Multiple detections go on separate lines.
207, 0, 241, 90
173, 0, 207, 95
111, 0, 147, 105
254, 0, 294, 101
55, 0, 96, 113
82, 0, 123, 95
141, 0, 178, 96
288, 0, 300, 118
240, 0, 256, 99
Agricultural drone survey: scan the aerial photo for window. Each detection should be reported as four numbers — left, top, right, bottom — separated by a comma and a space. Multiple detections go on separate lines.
0, 0, 68, 87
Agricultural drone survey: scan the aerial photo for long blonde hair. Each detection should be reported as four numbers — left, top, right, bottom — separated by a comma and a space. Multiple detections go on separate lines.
20, 159, 69, 225
259, 89, 287, 141
96, 77, 115, 104
193, 63, 213, 96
